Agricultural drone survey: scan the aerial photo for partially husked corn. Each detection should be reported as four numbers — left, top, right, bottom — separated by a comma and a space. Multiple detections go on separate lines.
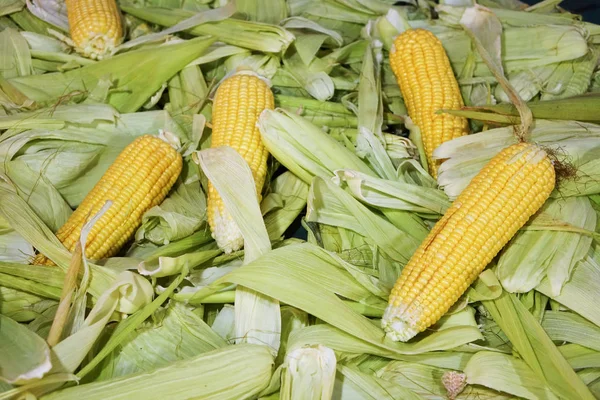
66, 0, 124, 60
32, 135, 182, 266
389, 28, 469, 178
207, 71, 274, 253
382, 142, 555, 342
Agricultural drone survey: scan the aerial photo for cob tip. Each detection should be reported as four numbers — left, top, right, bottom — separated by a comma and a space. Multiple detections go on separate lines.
381, 304, 420, 342
209, 205, 244, 254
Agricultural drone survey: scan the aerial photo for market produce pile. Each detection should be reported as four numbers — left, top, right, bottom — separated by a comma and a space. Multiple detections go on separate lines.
1, 0, 600, 398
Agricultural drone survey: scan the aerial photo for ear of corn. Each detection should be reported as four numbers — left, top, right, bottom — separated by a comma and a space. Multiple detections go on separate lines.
32, 135, 182, 265
66, 0, 124, 60
207, 71, 274, 254
389, 28, 469, 178
382, 142, 556, 342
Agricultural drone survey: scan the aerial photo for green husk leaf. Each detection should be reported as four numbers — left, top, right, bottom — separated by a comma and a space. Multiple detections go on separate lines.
288, 315, 482, 357
498, 196, 596, 296
458, 4, 532, 135
542, 49, 599, 101
307, 176, 421, 264
335, 364, 423, 400
90, 301, 226, 381
464, 351, 557, 399
41, 344, 274, 400
560, 344, 600, 370
263, 171, 309, 242
258, 108, 376, 184
121, 5, 294, 53
483, 291, 594, 400
237, 0, 287, 24
0, 214, 34, 263
194, 146, 280, 355
0, 313, 51, 384
135, 179, 207, 246
0, 286, 56, 322
276, 306, 310, 366
435, 120, 600, 199
115, 2, 235, 53
542, 311, 600, 352
465, 269, 503, 302
536, 246, 600, 326
0, 0, 24, 16
332, 169, 450, 215
7, 36, 215, 112
445, 93, 600, 124
0, 27, 32, 79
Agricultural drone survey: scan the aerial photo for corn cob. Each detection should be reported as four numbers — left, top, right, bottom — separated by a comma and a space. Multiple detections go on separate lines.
66, 0, 124, 60
389, 28, 469, 178
382, 143, 555, 342
32, 135, 182, 266
207, 71, 274, 253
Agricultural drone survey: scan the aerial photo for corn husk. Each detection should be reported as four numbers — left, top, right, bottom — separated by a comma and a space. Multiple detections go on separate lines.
280, 345, 337, 400
542, 310, 600, 352
464, 351, 558, 399
7, 36, 215, 112
537, 245, 600, 327
90, 301, 226, 381
135, 179, 207, 245
0, 286, 55, 322
497, 196, 596, 295
445, 93, 600, 124
276, 306, 310, 366
483, 291, 594, 399
333, 364, 423, 400
0, 27, 32, 78
40, 344, 274, 400
263, 171, 309, 241
560, 344, 600, 370
435, 120, 600, 200
194, 146, 281, 356
121, 5, 295, 53
258, 109, 376, 183
0, 313, 52, 384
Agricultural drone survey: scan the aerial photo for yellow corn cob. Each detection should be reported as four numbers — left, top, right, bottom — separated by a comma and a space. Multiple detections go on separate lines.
382, 143, 555, 342
66, 0, 124, 60
207, 71, 274, 253
32, 135, 182, 266
389, 28, 469, 179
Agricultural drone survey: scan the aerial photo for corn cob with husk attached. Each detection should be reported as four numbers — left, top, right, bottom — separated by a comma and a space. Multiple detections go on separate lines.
66, 0, 124, 60
32, 135, 182, 266
207, 71, 274, 253
389, 28, 469, 178
382, 142, 556, 342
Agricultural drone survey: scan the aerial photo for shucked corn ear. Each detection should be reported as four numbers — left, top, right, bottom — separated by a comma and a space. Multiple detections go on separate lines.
389, 28, 469, 178
66, 0, 124, 60
32, 135, 182, 266
382, 143, 555, 342
207, 71, 274, 253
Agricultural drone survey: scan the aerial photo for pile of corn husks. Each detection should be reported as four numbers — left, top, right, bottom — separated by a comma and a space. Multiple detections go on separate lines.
2, 0, 600, 399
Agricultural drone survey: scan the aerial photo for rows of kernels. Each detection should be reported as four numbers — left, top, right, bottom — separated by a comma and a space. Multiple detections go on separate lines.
34, 135, 182, 265
207, 73, 274, 252
389, 29, 469, 178
385, 143, 555, 337
66, 0, 123, 59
